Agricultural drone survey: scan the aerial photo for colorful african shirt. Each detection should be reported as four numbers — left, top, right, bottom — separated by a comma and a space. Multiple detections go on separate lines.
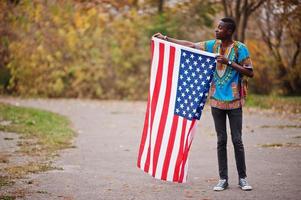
198, 40, 253, 110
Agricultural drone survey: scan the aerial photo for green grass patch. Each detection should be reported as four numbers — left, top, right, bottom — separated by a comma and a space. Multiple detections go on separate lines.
4, 162, 60, 179
260, 125, 301, 129
259, 142, 301, 148
0, 196, 16, 200
0, 103, 74, 153
0, 176, 14, 187
260, 143, 284, 148
246, 94, 301, 113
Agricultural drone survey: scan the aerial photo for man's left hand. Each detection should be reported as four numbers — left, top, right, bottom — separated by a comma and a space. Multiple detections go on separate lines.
216, 55, 229, 65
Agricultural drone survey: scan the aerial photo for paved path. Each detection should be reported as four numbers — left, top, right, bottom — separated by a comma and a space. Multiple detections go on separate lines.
1, 98, 301, 200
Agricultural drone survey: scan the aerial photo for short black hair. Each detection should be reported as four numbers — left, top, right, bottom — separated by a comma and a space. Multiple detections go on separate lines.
221, 17, 236, 33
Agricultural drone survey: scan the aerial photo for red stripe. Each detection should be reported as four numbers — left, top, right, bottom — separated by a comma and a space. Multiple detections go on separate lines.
152, 46, 176, 176
179, 120, 196, 182
161, 115, 179, 180
173, 119, 187, 182
151, 40, 154, 60
137, 40, 154, 169
144, 42, 165, 172
137, 94, 150, 168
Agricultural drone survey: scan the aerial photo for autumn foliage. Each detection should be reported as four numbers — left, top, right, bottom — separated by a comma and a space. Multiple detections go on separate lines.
0, 0, 300, 98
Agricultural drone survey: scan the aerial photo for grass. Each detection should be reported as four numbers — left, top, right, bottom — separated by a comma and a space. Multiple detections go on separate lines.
0, 103, 75, 153
260, 142, 301, 148
3, 162, 62, 179
0, 176, 14, 187
245, 94, 301, 113
260, 125, 301, 129
0, 196, 16, 200
0, 102, 74, 193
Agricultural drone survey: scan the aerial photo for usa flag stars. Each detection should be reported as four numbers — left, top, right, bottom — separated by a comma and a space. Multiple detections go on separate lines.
174, 49, 216, 120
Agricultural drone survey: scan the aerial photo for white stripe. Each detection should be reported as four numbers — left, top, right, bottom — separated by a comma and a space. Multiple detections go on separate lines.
149, 43, 170, 175
181, 120, 193, 183
166, 117, 183, 181
178, 120, 192, 182
150, 40, 160, 101
152, 37, 217, 58
182, 121, 198, 181
155, 47, 181, 179
139, 41, 160, 170
139, 114, 150, 170
182, 162, 189, 183
189, 121, 198, 145
184, 120, 193, 149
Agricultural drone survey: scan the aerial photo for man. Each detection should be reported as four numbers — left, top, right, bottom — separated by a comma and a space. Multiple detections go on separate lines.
154, 17, 253, 191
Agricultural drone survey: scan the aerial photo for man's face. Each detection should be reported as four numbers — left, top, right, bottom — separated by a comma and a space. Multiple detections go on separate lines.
215, 21, 230, 40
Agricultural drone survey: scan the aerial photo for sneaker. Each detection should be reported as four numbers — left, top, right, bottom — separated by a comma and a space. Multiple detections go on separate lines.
239, 178, 252, 191
213, 179, 228, 191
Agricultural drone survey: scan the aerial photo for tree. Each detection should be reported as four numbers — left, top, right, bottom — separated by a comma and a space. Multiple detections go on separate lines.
0, 1, 17, 93
158, 0, 164, 13
221, 0, 265, 42
256, 0, 301, 94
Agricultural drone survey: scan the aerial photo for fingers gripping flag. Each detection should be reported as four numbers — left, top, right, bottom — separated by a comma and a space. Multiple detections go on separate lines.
137, 37, 216, 183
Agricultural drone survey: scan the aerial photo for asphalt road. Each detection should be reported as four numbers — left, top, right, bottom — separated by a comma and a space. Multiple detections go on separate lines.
0, 98, 300, 200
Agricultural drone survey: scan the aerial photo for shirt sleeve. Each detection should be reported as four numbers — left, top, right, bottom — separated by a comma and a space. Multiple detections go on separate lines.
194, 42, 206, 51
238, 44, 253, 70
194, 40, 216, 53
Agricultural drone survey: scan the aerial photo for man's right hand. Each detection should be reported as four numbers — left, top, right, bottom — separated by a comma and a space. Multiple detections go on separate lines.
152, 33, 195, 49
153, 32, 165, 40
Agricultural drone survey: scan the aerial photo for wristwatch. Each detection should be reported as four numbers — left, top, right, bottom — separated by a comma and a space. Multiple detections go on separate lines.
228, 60, 232, 66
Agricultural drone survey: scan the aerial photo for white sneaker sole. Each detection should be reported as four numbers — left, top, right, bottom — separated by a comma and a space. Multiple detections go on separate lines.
240, 186, 252, 191
213, 186, 228, 191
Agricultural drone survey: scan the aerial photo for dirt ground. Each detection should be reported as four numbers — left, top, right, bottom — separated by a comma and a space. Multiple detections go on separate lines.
0, 98, 301, 200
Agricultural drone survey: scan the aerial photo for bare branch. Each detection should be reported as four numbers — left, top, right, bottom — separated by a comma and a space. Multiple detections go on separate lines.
250, 0, 266, 12
222, 0, 229, 16
290, 41, 301, 69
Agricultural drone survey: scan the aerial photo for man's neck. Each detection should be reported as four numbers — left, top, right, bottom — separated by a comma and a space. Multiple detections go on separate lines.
221, 38, 234, 47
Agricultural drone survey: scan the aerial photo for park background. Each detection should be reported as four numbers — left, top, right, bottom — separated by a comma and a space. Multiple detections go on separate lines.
1, 1, 301, 199
0, 0, 300, 103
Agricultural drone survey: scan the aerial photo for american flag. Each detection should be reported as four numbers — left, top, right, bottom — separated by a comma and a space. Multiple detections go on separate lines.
137, 37, 216, 183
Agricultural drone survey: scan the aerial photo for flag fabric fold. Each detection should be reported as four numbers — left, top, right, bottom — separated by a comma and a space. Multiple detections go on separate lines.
137, 37, 216, 183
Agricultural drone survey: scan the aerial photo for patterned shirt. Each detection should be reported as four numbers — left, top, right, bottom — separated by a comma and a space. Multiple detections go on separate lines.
197, 40, 253, 110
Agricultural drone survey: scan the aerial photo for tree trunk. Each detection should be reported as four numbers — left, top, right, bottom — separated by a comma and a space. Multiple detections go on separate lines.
256, 0, 301, 94
158, 0, 164, 13
221, 0, 265, 42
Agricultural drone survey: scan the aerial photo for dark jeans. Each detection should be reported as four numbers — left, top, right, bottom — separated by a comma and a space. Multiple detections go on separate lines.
211, 107, 247, 180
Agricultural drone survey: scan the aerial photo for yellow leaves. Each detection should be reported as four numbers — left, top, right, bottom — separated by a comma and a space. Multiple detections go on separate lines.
52, 15, 62, 25
5, 0, 151, 99
34, 4, 43, 22
58, 28, 66, 36
66, 28, 78, 50
74, 9, 96, 33
98, 13, 107, 29
246, 39, 271, 69
37, 45, 44, 53
74, 12, 85, 30
88, 7, 97, 17
54, 51, 62, 59
52, 78, 64, 96
46, 55, 54, 63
